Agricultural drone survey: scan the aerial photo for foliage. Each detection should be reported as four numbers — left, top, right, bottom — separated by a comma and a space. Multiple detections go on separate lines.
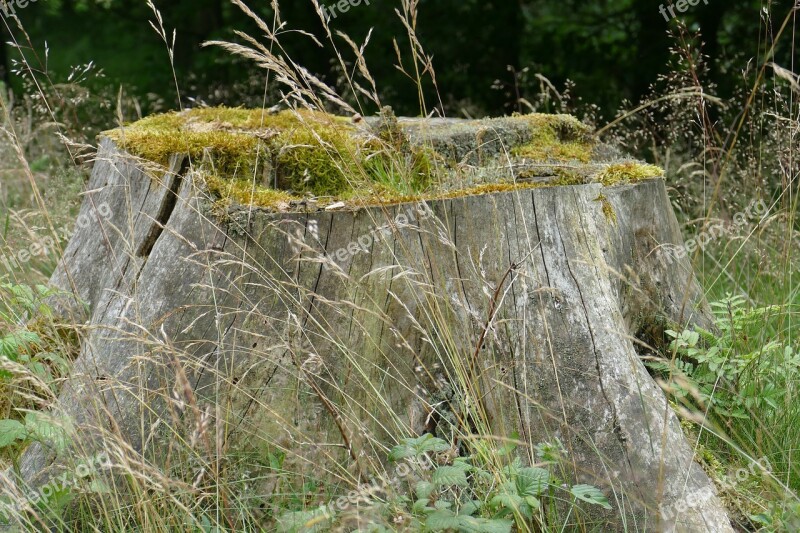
2, 0, 778, 119
0, 283, 76, 465
649, 295, 799, 422
368, 435, 606, 531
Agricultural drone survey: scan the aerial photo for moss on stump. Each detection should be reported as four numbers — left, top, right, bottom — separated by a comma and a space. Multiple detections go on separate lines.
104, 107, 663, 210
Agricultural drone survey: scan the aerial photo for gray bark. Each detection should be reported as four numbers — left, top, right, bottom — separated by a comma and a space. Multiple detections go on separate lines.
7, 137, 732, 532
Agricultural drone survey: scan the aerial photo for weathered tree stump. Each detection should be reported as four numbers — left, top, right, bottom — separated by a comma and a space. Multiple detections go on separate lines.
9, 110, 732, 531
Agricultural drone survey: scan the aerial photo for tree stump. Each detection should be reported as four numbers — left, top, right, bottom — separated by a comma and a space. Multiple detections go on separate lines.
9, 110, 732, 531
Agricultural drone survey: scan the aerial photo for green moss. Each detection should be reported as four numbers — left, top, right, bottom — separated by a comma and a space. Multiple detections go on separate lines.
108, 115, 261, 178
551, 167, 588, 185
594, 193, 618, 225
511, 114, 595, 163
351, 179, 573, 208
105, 107, 657, 211
106, 107, 368, 197
202, 174, 297, 208
595, 162, 663, 186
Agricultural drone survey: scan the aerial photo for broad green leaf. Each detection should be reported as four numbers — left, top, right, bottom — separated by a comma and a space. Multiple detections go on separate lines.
517, 467, 549, 497
460, 499, 482, 516
388, 443, 417, 461
490, 487, 524, 511
432, 466, 468, 487
0, 419, 26, 448
39, 352, 71, 376
416, 480, 435, 500
24, 412, 71, 452
389, 434, 448, 461
571, 484, 612, 510
455, 515, 513, 533
88, 479, 111, 494
412, 434, 450, 454
412, 498, 430, 513
525, 495, 541, 509
0, 331, 42, 360
35, 485, 74, 514
425, 510, 461, 531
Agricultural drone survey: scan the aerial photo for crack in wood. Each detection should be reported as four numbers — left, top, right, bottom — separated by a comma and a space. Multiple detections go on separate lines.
136, 157, 189, 259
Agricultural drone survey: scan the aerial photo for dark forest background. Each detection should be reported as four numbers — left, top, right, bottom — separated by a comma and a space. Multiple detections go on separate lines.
0, 0, 791, 121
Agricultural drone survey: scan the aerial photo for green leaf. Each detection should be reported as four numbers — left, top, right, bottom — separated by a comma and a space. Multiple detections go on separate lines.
451, 457, 473, 471
432, 466, 468, 487
749, 513, 773, 526
35, 486, 75, 517
683, 331, 699, 346
0, 331, 42, 360
416, 480, 435, 500
425, 510, 461, 531
534, 439, 567, 464
496, 433, 519, 457
413, 434, 450, 454
453, 515, 514, 533
389, 434, 448, 461
524, 495, 541, 509
460, 500, 482, 517
517, 467, 549, 497
88, 479, 111, 494
38, 351, 71, 376
412, 498, 430, 513
28, 361, 51, 381
388, 443, 417, 461
490, 483, 524, 511
268, 451, 285, 471
23, 412, 71, 452
276, 508, 331, 533
0, 419, 26, 448
570, 484, 612, 510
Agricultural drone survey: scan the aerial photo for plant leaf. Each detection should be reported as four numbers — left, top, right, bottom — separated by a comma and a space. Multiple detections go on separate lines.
432, 466, 468, 487
416, 480, 435, 500
517, 467, 549, 497
0, 419, 26, 448
425, 509, 461, 531
571, 484, 612, 510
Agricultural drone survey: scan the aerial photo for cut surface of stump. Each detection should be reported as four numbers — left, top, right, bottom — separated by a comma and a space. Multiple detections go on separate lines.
7, 108, 732, 531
